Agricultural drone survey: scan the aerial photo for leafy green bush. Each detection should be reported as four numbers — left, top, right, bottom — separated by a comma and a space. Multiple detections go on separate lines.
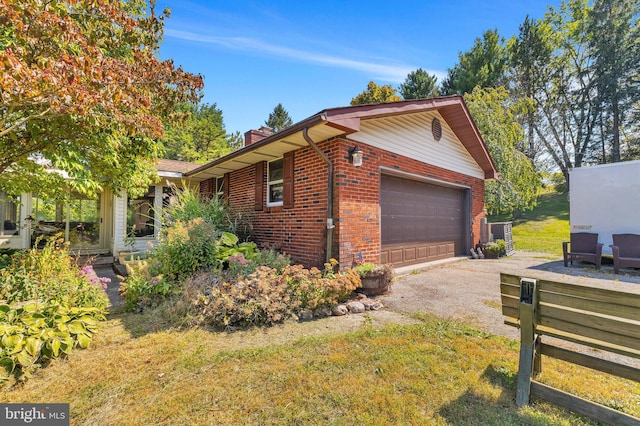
152, 218, 220, 281
152, 218, 259, 282
0, 302, 104, 384
0, 236, 109, 311
549, 172, 567, 193
162, 183, 254, 241
119, 260, 178, 311
0, 249, 21, 271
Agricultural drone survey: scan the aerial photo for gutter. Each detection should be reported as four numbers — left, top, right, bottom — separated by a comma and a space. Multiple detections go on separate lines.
185, 112, 327, 178
302, 128, 334, 264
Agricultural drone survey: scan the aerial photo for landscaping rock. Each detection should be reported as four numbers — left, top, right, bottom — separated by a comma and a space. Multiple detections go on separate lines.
369, 301, 384, 311
299, 309, 314, 321
346, 301, 365, 314
361, 298, 381, 311
313, 306, 332, 318
332, 305, 348, 316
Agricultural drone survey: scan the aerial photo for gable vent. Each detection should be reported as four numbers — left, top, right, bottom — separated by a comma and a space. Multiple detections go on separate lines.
432, 118, 442, 141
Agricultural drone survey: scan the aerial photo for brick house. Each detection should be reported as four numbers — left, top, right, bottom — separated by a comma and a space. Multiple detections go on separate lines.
186, 96, 497, 269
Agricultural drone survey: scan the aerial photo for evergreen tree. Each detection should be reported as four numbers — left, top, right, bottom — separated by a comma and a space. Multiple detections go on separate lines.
587, 0, 640, 162
265, 103, 293, 133
441, 29, 509, 95
399, 69, 439, 99
160, 103, 238, 164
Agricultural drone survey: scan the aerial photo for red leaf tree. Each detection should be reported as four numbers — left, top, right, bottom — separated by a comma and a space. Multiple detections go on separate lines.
0, 0, 204, 197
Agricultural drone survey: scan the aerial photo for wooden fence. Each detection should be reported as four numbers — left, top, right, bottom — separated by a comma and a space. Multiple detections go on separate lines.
500, 273, 640, 425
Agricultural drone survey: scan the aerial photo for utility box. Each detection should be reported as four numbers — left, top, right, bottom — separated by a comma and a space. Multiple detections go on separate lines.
569, 160, 640, 255
490, 221, 515, 256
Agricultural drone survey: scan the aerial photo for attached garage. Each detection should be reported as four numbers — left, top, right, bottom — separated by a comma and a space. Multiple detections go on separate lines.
380, 174, 471, 267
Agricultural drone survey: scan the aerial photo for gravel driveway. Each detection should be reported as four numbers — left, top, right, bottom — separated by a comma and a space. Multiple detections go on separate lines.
381, 251, 640, 341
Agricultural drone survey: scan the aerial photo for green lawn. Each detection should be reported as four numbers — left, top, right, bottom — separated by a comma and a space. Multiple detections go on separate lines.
489, 191, 570, 256
3, 312, 635, 425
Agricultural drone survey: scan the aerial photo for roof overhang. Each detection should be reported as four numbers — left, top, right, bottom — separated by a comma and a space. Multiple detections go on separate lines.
186, 113, 359, 181
187, 95, 497, 181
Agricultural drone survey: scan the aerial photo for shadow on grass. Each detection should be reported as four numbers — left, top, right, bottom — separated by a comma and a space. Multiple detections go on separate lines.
490, 192, 570, 224
437, 365, 587, 425
109, 307, 178, 338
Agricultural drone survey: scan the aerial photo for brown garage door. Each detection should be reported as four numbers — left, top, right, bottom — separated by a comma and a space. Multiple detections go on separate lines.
380, 175, 466, 267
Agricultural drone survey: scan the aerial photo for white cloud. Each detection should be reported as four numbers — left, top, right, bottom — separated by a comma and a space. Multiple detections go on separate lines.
166, 29, 434, 83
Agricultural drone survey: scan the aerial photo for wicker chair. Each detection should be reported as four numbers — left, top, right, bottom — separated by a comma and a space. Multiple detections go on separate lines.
611, 233, 640, 274
562, 232, 603, 270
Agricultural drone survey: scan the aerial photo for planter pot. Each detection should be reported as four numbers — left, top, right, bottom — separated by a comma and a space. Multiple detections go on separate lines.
484, 250, 500, 259
358, 274, 390, 296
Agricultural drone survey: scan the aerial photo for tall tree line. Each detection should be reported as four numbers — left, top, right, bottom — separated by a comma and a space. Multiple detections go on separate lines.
349, 0, 640, 215
442, 0, 640, 182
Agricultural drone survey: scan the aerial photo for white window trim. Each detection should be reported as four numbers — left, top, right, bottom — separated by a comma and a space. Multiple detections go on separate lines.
267, 159, 284, 207
0, 192, 20, 238
215, 177, 224, 198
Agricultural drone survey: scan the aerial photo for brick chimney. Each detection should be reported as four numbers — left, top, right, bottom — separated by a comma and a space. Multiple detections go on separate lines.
244, 126, 274, 147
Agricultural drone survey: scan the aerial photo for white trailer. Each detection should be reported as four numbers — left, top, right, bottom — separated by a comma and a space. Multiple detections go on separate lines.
569, 160, 640, 255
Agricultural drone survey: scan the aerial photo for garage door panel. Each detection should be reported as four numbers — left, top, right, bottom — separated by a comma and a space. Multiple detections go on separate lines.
381, 175, 466, 267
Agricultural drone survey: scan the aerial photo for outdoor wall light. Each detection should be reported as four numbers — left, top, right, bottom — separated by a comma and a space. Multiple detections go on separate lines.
349, 146, 364, 167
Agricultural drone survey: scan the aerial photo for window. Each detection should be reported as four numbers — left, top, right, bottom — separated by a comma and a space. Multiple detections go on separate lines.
0, 192, 20, 236
267, 158, 284, 205
216, 177, 224, 198
127, 187, 156, 237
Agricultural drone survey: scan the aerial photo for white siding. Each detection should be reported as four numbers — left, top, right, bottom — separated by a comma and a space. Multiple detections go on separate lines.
569, 160, 640, 255
348, 111, 485, 179
112, 187, 162, 256
0, 193, 31, 249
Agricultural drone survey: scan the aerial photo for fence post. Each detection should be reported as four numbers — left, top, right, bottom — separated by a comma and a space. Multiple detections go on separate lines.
516, 277, 537, 407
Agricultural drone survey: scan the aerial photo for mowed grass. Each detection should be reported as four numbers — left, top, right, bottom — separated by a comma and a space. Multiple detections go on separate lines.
2, 312, 638, 425
490, 191, 570, 256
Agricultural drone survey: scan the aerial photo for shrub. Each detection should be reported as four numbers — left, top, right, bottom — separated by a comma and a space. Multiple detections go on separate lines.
180, 262, 361, 329
152, 218, 260, 282
0, 301, 104, 384
119, 260, 178, 312
550, 172, 567, 193
161, 183, 254, 241
193, 266, 295, 329
226, 248, 291, 277
484, 239, 506, 257
152, 218, 220, 281
122, 221, 266, 311
0, 249, 21, 270
0, 236, 108, 311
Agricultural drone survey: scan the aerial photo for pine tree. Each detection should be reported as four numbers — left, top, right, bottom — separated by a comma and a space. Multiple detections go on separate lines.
265, 104, 293, 133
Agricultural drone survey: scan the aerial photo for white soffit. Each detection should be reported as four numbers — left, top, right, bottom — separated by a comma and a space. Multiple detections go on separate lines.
188, 122, 344, 180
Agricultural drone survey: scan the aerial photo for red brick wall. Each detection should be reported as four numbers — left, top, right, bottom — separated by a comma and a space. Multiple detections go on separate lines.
224, 137, 486, 269
332, 137, 486, 268
226, 143, 331, 267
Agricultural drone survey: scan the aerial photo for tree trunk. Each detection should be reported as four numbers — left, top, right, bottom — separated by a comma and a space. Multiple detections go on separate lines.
612, 98, 620, 162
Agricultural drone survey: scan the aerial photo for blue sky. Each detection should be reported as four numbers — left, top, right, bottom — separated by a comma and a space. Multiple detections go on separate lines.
157, 0, 555, 136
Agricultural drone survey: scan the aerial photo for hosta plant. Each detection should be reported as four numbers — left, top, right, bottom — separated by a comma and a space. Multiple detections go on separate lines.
0, 302, 105, 385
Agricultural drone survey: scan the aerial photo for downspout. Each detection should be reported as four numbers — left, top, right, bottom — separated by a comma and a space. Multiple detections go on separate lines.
302, 128, 334, 264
